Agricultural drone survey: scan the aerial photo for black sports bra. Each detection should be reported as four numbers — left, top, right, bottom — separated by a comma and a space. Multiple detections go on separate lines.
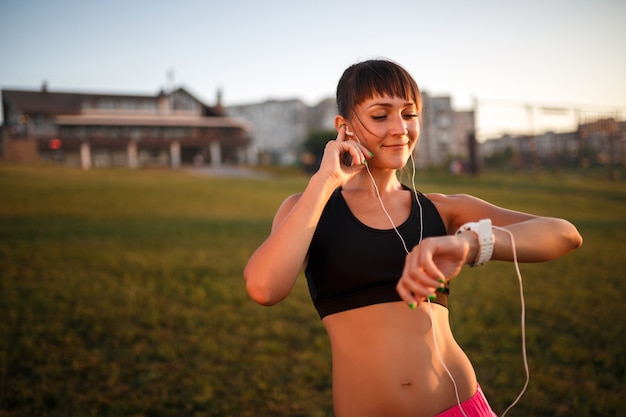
305, 186, 449, 319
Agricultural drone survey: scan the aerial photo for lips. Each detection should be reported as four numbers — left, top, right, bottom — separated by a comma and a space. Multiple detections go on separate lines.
382, 143, 408, 150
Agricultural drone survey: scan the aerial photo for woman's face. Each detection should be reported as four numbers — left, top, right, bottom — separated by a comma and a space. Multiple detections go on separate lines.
348, 94, 420, 169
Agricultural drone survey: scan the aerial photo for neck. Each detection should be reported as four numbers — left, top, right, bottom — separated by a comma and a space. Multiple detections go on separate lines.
344, 167, 403, 196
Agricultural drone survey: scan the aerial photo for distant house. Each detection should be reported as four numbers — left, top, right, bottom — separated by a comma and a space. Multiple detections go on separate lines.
1, 84, 251, 169
226, 95, 476, 169
416, 93, 476, 169
481, 119, 626, 171
227, 99, 310, 165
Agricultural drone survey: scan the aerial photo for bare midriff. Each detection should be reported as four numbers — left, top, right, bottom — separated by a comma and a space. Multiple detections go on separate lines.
323, 301, 477, 417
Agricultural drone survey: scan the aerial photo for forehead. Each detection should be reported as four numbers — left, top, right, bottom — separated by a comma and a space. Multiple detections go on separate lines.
360, 94, 417, 109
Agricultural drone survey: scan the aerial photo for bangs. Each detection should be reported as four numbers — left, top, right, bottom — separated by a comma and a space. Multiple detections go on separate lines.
337, 60, 422, 117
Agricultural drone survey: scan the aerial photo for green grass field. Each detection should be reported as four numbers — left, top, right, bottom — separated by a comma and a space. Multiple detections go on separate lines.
1, 163, 624, 417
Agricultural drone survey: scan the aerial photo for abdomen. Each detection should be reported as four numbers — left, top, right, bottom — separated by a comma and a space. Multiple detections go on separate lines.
324, 302, 477, 417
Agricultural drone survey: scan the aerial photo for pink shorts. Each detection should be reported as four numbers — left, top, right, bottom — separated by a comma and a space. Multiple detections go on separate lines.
435, 385, 498, 417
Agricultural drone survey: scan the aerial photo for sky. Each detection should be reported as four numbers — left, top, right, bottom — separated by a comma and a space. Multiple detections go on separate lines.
1, 0, 625, 140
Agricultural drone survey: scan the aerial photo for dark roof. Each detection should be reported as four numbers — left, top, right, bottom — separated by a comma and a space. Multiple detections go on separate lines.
2, 90, 86, 115
1, 86, 225, 116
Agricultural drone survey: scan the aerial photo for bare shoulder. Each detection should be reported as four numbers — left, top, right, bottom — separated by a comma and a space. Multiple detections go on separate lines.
280, 193, 304, 209
425, 192, 476, 204
271, 193, 303, 231
425, 192, 491, 210
424, 192, 536, 232
424, 193, 479, 232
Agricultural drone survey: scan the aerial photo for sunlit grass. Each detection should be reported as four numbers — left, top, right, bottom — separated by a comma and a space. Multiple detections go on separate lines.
0, 163, 624, 416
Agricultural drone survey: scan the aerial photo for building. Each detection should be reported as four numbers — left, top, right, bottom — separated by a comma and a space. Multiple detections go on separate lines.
226, 97, 340, 166
480, 118, 626, 170
226, 99, 310, 165
1, 84, 251, 169
416, 93, 475, 169
307, 97, 337, 132
227, 94, 475, 169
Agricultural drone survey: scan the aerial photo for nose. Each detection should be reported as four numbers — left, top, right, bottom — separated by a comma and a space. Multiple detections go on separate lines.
390, 114, 408, 136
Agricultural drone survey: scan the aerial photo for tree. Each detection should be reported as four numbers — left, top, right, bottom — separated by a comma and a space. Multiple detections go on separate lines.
301, 130, 336, 173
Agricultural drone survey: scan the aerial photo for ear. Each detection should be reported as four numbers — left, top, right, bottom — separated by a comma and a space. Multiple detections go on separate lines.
334, 115, 347, 132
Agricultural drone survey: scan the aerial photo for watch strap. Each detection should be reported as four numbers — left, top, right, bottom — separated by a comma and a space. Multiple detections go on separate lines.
455, 218, 494, 267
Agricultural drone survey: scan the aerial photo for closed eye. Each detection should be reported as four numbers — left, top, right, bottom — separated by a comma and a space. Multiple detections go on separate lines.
371, 112, 418, 122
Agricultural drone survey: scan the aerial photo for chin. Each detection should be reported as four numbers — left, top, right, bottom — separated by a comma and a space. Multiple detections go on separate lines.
379, 159, 410, 170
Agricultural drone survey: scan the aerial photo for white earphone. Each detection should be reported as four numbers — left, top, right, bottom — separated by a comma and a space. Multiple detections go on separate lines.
345, 129, 527, 416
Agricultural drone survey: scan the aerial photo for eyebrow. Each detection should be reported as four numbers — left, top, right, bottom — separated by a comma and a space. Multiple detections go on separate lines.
366, 101, 416, 110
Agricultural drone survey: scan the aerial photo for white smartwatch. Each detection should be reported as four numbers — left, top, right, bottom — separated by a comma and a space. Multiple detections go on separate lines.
455, 218, 495, 267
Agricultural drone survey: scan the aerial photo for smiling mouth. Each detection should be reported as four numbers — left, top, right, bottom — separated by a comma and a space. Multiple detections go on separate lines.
383, 143, 408, 149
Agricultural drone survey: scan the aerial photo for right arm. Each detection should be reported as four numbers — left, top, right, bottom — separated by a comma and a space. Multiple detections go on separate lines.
243, 177, 336, 305
244, 126, 370, 306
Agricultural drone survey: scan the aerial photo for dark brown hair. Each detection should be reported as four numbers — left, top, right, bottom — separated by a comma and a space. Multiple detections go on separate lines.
336, 59, 422, 118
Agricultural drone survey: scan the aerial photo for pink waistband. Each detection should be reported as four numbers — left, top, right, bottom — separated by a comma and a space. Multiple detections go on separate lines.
434, 385, 498, 417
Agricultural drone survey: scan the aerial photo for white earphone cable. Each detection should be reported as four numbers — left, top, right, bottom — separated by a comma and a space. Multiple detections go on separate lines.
354, 134, 527, 416
493, 226, 529, 417
359, 135, 423, 252
360, 141, 468, 416
427, 298, 468, 417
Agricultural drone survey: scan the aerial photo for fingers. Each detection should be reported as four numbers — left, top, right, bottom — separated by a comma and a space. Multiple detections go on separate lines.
340, 145, 370, 167
396, 252, 443, 307
336, 124, 373, 167
325, 138, 370, 169
396, 237, 467, 309
337, 124, 356, 166
337, 123, 348, 142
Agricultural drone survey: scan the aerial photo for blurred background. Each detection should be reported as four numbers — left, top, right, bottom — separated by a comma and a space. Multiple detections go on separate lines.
1, 1, 625, 416
1, 0, 625, 175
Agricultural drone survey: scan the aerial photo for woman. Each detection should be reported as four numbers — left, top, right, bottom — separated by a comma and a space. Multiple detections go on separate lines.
244, 59, 582, 417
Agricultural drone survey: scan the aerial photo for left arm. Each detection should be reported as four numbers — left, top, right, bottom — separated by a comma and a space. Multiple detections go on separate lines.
488, 216, 582, 263
396, 193, 583, 307
433, 193, 583, 263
